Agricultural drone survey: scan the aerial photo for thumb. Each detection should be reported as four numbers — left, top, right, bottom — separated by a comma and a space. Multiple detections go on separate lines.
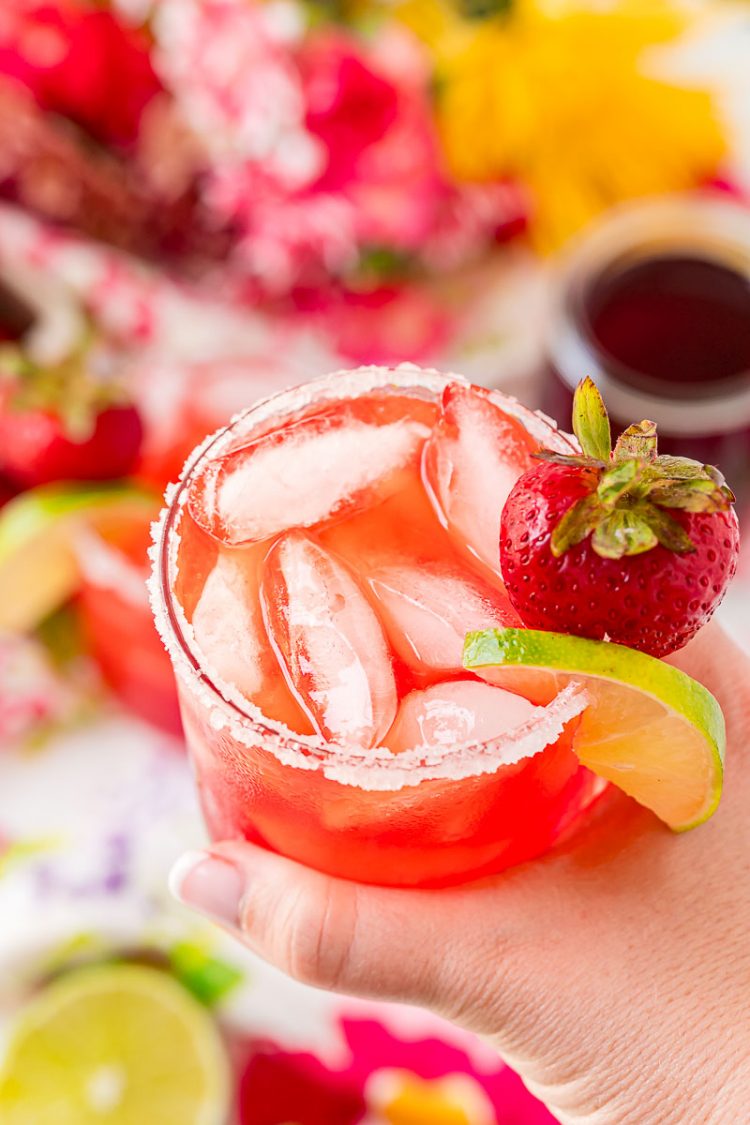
169, 839, 494, 1013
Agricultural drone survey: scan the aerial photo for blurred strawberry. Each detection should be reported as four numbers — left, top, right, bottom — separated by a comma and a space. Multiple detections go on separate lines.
0, 340, 143, 487
0, 475, 16, 509
0, 1, 161, 148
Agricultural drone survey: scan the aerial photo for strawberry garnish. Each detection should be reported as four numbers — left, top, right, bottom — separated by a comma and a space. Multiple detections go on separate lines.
500, 378, 739, 658
0, 336, 142, 488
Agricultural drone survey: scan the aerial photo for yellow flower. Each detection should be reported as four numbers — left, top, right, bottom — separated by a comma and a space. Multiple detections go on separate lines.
398, 0, 726, 250
366, 1067, 495, 1124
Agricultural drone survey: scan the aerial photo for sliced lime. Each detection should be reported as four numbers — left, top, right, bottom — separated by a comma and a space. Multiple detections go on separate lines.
0, 964, 230, 1125
463, 628, 724, 830
0, 483, 155, 632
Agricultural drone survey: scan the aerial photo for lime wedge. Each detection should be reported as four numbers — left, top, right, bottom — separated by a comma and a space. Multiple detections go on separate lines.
0, 483, 155, 632
0, 964, 230, 1125
463, 628, 724, 830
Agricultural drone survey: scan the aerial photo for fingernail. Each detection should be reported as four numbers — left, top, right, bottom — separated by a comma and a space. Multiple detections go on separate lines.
169, 850, 244, 929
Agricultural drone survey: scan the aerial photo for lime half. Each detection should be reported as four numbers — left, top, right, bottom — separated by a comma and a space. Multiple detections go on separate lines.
0, 964, 230, 1125
463, 628, 724, 831
0, 483, 155, 632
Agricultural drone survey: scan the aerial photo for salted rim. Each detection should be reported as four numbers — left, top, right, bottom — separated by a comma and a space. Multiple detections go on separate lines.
148, 362, 586, 791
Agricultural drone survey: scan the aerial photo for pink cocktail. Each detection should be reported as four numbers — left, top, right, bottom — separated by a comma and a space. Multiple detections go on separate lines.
77, 512, 182, 736
152, 366, 601, 887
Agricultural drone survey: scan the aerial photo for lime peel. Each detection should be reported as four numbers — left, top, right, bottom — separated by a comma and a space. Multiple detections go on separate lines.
0, 482, 155, 632
463, 627, 724, 831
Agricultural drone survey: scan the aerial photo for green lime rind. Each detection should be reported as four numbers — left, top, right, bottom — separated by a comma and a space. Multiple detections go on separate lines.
0, 482, 156, 633
463, 627, 726, 759
463, 627, 725, 831
0, 482, 154, 561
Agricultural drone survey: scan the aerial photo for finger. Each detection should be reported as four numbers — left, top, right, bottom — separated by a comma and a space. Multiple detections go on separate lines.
169, 840, 508, 1014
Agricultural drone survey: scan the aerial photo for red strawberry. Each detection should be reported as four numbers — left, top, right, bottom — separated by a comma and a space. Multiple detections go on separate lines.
500, 377, 739, 658
0, 341, 143, 487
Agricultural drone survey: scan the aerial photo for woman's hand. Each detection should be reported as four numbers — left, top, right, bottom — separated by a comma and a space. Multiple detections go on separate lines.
170, 623, 750, 1125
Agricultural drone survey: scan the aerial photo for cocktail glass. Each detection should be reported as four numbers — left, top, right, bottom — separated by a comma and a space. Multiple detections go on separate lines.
151, 366, 602, 888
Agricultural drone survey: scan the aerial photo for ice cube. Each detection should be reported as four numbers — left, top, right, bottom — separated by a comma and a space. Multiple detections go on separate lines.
174, 512, 219, 622
383, 679, 536, 754
192, 547, 311, 732
421, 384, 539, 580
189, 405, 430, 546
193, 549, 268, 699
368, 563, 521, 674
261, 531, 398, 746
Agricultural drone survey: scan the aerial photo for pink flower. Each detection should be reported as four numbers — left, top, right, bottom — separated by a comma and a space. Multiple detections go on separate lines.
300, 27, 443, 252
237, 1048, 365, 1125
235, 1016, 557, 1124
301, 33, 400, 193
304, 283, 451, 366
0, 0, 527, 295
0, 633, 72, 748
153, 0, 321, 191
299, 26, 527, 263
210, 168, 358, 293
152, 0, 345, 290
343, 1017, 557, 1124
0, 1, 161, 147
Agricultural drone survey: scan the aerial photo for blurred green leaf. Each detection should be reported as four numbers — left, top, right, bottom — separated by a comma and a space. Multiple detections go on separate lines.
169, 941, 243, 1008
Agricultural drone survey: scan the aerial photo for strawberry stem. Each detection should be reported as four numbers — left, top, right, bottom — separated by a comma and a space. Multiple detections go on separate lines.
542, 378, 735, 561
0, 330, 130, 442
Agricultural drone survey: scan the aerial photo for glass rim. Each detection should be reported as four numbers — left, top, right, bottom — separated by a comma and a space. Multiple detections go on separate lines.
549, 193, 750, 434
149, 363, 586, 791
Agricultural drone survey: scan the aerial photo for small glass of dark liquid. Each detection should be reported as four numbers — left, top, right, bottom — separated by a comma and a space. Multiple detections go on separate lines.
0, 278, 35, 345
542, 196, 750, 500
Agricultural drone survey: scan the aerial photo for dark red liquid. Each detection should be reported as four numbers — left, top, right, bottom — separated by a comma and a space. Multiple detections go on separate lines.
0, 281, 34, 343
586, 254, 750, 392
543, 253, 750, 500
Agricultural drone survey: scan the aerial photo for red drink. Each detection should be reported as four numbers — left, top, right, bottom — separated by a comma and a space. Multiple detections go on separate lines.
78, 513, 182, 736
152, 367, 601, 887
543, 197, 750, 500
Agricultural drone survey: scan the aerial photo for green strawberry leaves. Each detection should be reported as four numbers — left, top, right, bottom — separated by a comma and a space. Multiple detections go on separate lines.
646, 478, 733, 513
614, 420, 658, 461
551, 493, 602, 555
169, 941, 243, 1008
641, 506, 696, 553
0, 327, 130, 443
592, 510, 658, 558
572, 375, 612, 462
596, 459, 640, 505
540, 377, 735, 561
